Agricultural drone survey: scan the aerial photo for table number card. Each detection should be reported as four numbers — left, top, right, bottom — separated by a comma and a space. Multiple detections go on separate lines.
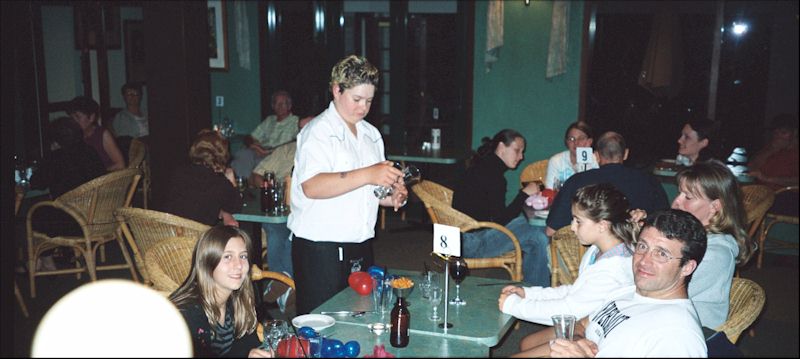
433, 223, 461, 257
576, 147, 593, 164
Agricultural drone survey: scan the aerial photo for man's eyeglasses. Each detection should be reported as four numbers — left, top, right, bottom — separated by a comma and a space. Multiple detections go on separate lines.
566, 136, 588, 143
633, 241, 683, 264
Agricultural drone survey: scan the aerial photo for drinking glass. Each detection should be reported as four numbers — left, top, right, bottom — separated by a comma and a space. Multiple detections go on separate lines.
236, 176, 248, 205
373, 163, 422, 199
262, 319, 289, 351
448, 257, 468, 305
428, 285, 442, 321
552, 314, 576, 340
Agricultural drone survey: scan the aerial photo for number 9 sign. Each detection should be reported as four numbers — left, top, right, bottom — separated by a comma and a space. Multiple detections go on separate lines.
433, 223, 461, 257
576, 147, 593, 164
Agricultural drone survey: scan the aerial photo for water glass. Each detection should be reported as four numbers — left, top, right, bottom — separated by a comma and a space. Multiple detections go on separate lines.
371, 278, 393, 320
551, 314, 576, 341
428, 285, 442, 321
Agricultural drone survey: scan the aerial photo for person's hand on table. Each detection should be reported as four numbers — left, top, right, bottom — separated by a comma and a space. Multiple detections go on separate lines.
549, 338, 598, 358
220, 210, 239, 227
368, 161, 404, 188
248, 347, 273, 358
497, 286, 524, 310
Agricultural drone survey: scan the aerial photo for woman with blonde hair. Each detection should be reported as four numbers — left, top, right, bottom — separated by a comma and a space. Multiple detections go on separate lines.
162, 129, 243, 226
170, 225, 271, 357
670, 159, 751, 329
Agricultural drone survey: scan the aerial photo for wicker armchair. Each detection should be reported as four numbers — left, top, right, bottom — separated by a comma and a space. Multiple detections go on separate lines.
26, 168, 141, 297
519, 159, 549, 188
715, 277, 766, 343
15, 187, 29, 317
128, 138, 151, 208
550, 225, 587, 286
115, 207, 210, 284
741, 185, 775, 239
757, 186, 798, 269
412, 180, 522, 281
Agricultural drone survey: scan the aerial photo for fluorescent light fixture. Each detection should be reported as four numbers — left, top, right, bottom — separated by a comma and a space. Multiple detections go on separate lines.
732, 22, 748, 36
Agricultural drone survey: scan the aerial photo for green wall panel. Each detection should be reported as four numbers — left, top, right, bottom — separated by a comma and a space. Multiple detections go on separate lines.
473, 0, 584, 202
210, 0, 261, 136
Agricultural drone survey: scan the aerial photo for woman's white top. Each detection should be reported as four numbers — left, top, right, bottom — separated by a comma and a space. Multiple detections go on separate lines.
544, 150, 599, 189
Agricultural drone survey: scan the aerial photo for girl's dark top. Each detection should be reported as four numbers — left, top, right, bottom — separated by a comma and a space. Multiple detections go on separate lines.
452, 154, 528, 226
178, 299, 260, 358
161, 163, 243, 225
30, 144, 107, 198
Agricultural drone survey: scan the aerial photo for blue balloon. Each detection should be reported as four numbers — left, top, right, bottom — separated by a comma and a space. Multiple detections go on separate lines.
344, 341, 361, 358
297, 326, 318, 339
321, 338, 335, 357
367, 265, 385, 279
330, 339, 345, 358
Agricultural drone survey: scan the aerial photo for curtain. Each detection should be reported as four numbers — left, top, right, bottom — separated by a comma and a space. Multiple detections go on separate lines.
546, 1, 570, 78
485, 0, 504, 73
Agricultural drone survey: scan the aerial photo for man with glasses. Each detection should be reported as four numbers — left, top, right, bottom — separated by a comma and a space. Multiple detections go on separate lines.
521, 209, 708, 357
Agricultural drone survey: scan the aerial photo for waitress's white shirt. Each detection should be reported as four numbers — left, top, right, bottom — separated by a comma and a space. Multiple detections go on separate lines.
288, 101, 385, 243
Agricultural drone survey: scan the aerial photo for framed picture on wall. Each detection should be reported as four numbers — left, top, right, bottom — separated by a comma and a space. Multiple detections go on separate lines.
208, 0, 229, 71
124, 20, 146, 84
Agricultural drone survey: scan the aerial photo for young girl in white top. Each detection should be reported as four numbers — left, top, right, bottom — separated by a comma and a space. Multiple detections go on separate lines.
498, 183, 639, 329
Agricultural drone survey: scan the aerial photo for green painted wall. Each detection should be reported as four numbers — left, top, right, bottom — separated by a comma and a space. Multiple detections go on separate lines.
209, 0, 261, 135
473, 1, 584, 202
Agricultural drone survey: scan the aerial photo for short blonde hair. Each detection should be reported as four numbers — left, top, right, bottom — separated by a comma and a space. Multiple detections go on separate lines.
329, 55, 379, 94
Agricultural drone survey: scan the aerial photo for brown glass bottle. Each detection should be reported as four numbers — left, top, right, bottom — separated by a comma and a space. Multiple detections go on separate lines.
390, 297, 409, 348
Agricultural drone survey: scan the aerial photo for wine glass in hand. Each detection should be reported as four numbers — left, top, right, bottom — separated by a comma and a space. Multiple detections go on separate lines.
448, 257, 468, 305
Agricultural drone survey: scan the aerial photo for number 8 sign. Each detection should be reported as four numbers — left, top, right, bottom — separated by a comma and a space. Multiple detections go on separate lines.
433, 223, 461, 257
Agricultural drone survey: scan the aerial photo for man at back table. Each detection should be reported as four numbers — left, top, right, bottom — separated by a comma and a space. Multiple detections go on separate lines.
545, 131, 668, 236
231, 90, 299, 177
519, 209, 708, 357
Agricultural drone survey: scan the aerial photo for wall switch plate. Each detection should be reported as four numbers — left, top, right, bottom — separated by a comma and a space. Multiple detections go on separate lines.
215, 96, 224, 107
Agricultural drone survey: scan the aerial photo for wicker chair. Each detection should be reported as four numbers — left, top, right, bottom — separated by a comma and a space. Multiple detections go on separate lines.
412, 180, 522, 281
115, 207, 210, 285
757, 186, 798, 269
740, 185, 775, 239
145, 236, 295, 294
550, 225, 587, 286
519, 159, 549, 188
128, 138, 151, 209
26, 168, 141, 297
715, 277, 766, 343
144, 236, 197, 292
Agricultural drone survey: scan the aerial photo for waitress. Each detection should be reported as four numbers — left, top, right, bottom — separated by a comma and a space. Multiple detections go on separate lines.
288, 55, 408, 314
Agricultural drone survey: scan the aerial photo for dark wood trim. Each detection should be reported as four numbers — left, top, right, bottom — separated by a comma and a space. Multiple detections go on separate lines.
388, 0, 408, 149
31, 1, 50, 158
456, 0, 474, 154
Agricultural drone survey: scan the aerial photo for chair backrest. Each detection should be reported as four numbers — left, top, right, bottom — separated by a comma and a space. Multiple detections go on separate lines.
715, 277, 766, 343
519, 159, 549, 188
740, 184, 776, 238
411, 180, 455, 223
145, 236, 198, 292
128, 138, 146, 169
550, 225, 586, 286
56, 168, 141, 237
115, 207, 210, 283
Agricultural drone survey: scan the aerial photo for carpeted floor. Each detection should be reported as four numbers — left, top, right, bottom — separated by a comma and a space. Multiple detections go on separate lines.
11, 208, 799, 357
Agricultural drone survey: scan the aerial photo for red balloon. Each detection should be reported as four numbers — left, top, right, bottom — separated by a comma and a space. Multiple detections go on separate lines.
348, 271, 373, 296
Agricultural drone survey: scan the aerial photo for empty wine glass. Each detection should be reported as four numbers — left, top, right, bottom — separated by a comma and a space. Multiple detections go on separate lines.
374, 163, 422, 199
448, 257, 468, 305
428, 285, 442, 321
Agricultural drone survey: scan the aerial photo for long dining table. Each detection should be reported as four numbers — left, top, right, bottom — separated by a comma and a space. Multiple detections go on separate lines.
309, 269, 517, 357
